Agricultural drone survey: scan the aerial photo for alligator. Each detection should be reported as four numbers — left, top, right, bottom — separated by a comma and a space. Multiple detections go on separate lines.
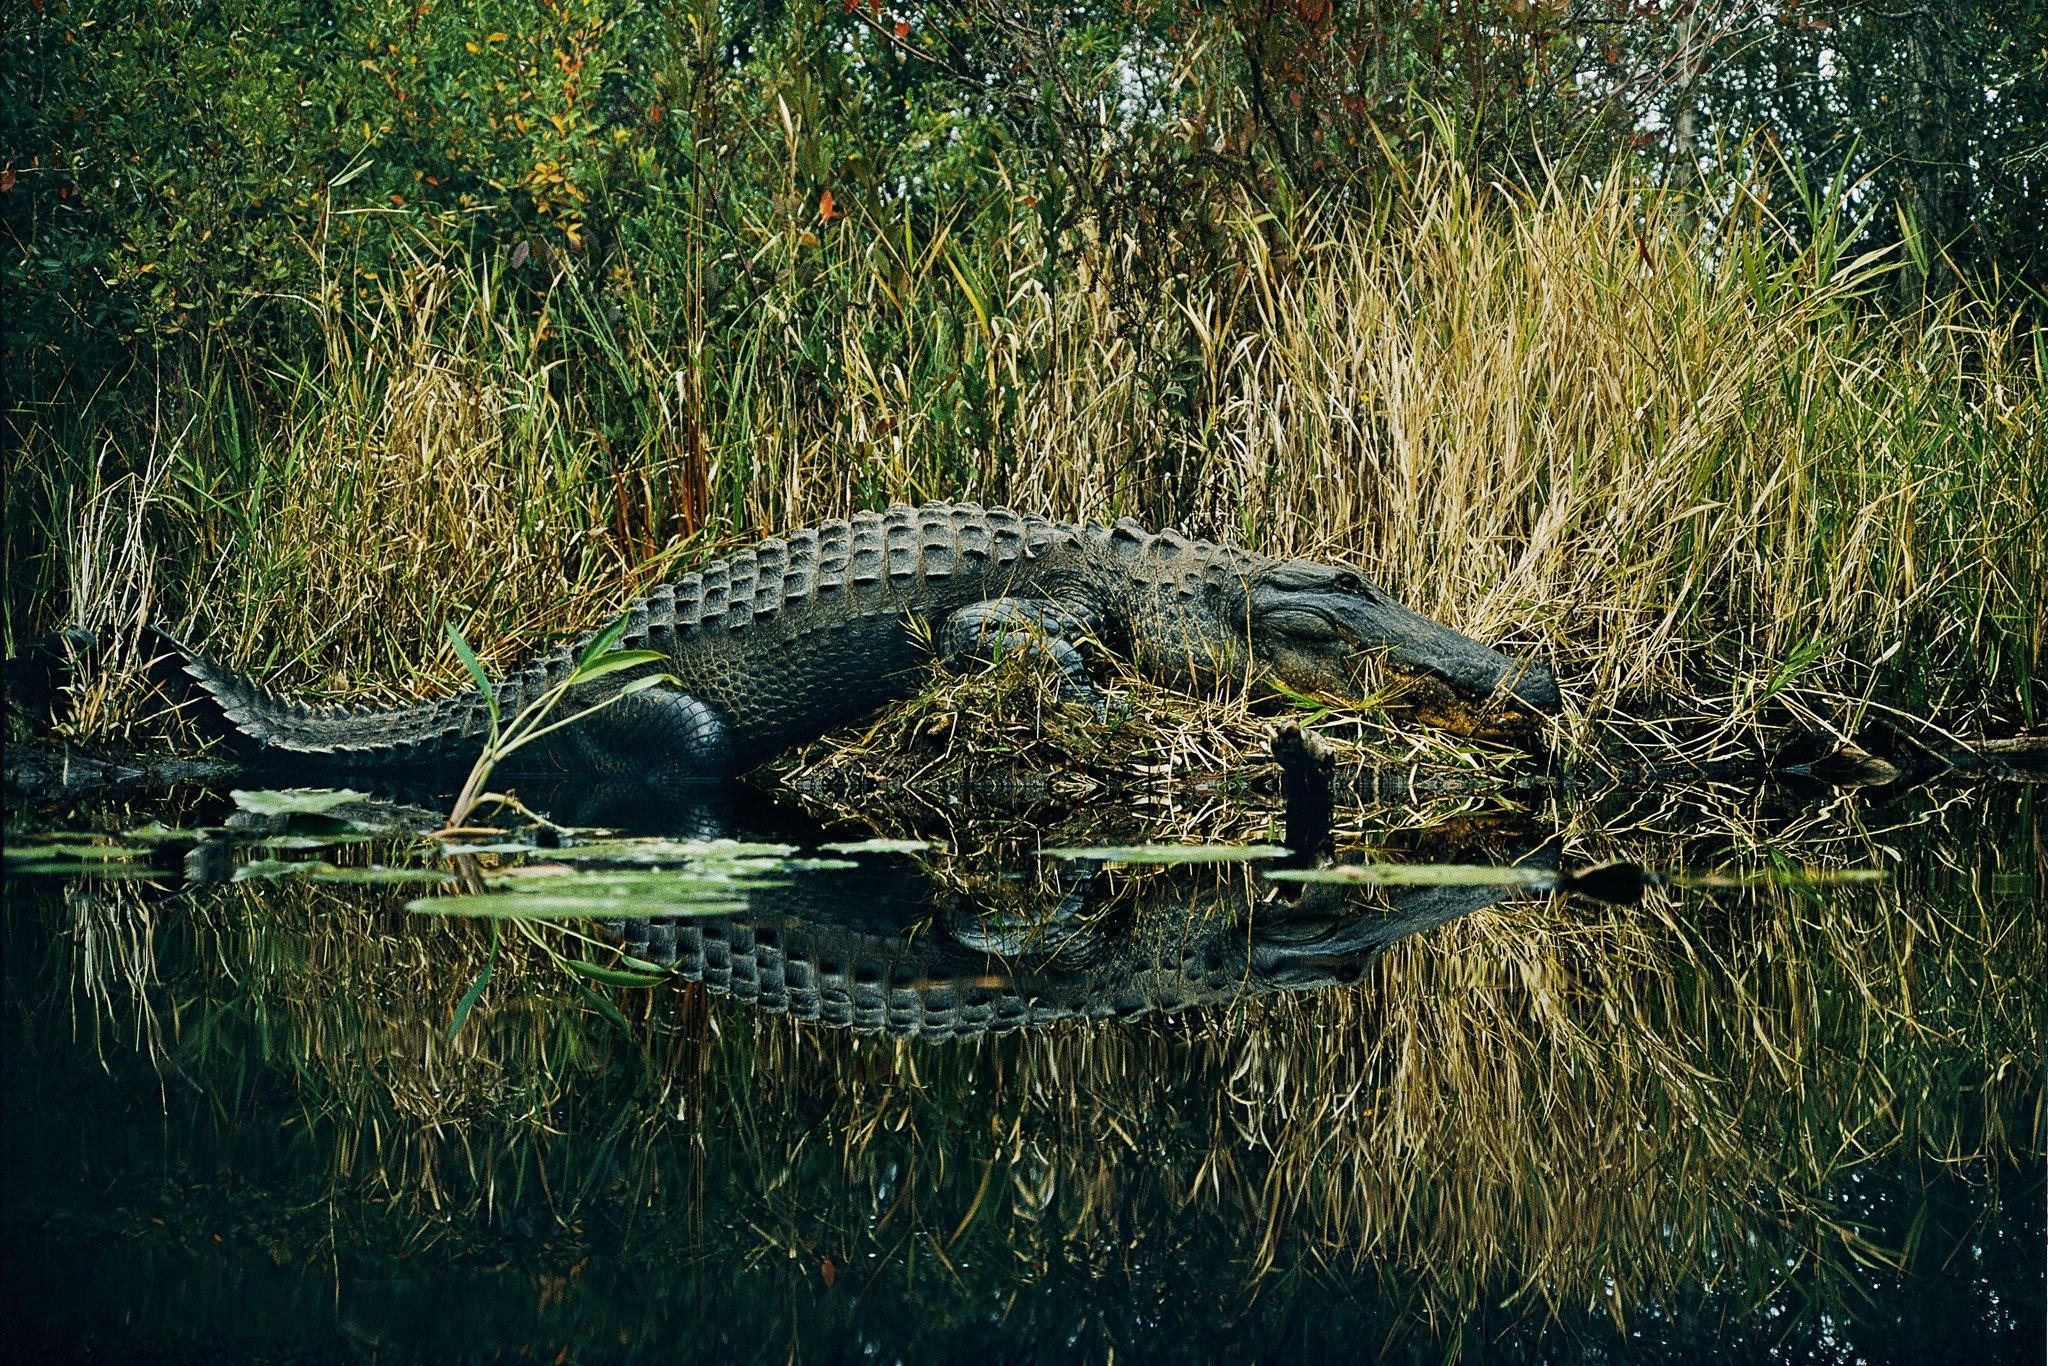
613, 855, 1537, 1040
148, 503, 1559, 777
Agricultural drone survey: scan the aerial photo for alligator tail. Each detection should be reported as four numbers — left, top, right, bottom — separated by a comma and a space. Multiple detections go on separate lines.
142, 626, 488, 767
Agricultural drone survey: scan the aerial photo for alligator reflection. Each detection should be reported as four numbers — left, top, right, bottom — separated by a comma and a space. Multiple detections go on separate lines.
614, 852, 1533, 1039
2, 781, 2042, 1362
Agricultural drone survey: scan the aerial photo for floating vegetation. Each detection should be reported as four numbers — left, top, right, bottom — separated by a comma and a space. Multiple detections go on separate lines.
2, 837, 153, 877
122, 820, 205, 845
229, 788, 371, 818
817, 838, 934, 855
1039, 843, 1291, 864
1264, 862, 1558, 889
231, 858, 456, 887
408, 867, 774, 921
543, 837, 800, 864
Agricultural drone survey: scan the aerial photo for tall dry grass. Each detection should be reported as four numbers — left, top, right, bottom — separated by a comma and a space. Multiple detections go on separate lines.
10, 160, 2042, 757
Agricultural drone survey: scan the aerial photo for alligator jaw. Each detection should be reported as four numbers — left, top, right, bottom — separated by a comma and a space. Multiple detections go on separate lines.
1251, 566, 1561, 721
1365, 598, 1561, 718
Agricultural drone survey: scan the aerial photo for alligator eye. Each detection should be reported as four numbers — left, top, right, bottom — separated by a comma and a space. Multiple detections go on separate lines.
1262, 609, 1345, 645
1332, 570, 1367, 595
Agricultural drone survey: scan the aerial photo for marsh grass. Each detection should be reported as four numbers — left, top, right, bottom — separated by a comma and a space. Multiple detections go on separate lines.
6, 160, 2042, 773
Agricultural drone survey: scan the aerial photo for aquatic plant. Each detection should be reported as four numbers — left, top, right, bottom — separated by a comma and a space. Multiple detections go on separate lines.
435, 614, 671, 831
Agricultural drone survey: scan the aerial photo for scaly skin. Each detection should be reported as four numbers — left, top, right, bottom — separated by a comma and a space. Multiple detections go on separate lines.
148, 503, 1559, 775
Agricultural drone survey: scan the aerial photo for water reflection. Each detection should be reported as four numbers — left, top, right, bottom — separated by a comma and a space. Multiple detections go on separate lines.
612, 853, 1536, 1039
1, 778, 2041, 1360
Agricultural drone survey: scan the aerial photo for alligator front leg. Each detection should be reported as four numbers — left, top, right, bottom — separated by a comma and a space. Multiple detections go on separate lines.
564, 683, 735, 780
939, 599, 1101, 709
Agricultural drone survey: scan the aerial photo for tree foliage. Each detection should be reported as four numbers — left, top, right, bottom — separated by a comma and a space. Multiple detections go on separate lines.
3, 0, 2041, 394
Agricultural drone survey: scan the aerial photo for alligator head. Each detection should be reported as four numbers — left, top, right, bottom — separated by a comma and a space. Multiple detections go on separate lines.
1245, 560, 1560, 726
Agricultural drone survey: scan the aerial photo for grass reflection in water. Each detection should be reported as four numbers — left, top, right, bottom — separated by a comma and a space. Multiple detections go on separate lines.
1, 785, 2040, 1361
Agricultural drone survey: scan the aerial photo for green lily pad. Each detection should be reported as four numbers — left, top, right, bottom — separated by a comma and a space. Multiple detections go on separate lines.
122, 821, 206, 845
551, 837, 800, 864
309, 866, 458, 886
232, 857, 337, 882
3, 839, 152, 878
257, 834, 375, 851
817, 838, 934, 855
410, 891, 751, 920
409, 866, 773, 920
1265, 863, 1558, 889
3, 839, 148, 864
231, 856, 459, 886
231, 788, 370, 818
1040, 843, 1291, 865
2, 836, 157, 877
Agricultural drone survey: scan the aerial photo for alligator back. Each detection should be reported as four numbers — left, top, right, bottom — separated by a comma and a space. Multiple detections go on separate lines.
146, 504, 1133, 769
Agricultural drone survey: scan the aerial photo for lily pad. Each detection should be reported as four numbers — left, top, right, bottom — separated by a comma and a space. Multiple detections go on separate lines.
1040, 843, 1291, 865
3, 839, 148, 864
309, 865, 459, 886
551, 837, 800, 865
2, 837, 157, 878
231, 788, 370, 818
122, 821, 206, 845
257, 834, 375, 851
232, 858, 324, 882
408, 866, 773, 920
230, 856, 461, 886
817, 838, 934, 855
1264, 863, 1558, 889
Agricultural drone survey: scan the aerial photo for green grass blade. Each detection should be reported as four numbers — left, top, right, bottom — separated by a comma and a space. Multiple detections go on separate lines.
446, 623, 499, 733
565, 958, 671, 989
446, 922, 500, 1042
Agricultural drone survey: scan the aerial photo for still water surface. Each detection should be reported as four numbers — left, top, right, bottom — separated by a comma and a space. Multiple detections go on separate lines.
2, 776, 2041, 1362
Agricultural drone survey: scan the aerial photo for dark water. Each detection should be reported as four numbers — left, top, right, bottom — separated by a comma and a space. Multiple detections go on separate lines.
2, 775, 2042, 1363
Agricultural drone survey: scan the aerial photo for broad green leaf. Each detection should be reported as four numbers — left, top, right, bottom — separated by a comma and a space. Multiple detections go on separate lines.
3, 840, 147, 863
548, 838, 798, 864
233, 858, 325, 881
122, 821, 204, 845
446, 623, 498, 731
308, 866, 458, 886
573, 615, 633, 672
570, 650, 669, 685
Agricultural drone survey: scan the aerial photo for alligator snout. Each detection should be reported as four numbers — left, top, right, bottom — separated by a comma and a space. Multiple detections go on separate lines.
1250, 562, 1560, 721
1398, 626, 1561, 716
